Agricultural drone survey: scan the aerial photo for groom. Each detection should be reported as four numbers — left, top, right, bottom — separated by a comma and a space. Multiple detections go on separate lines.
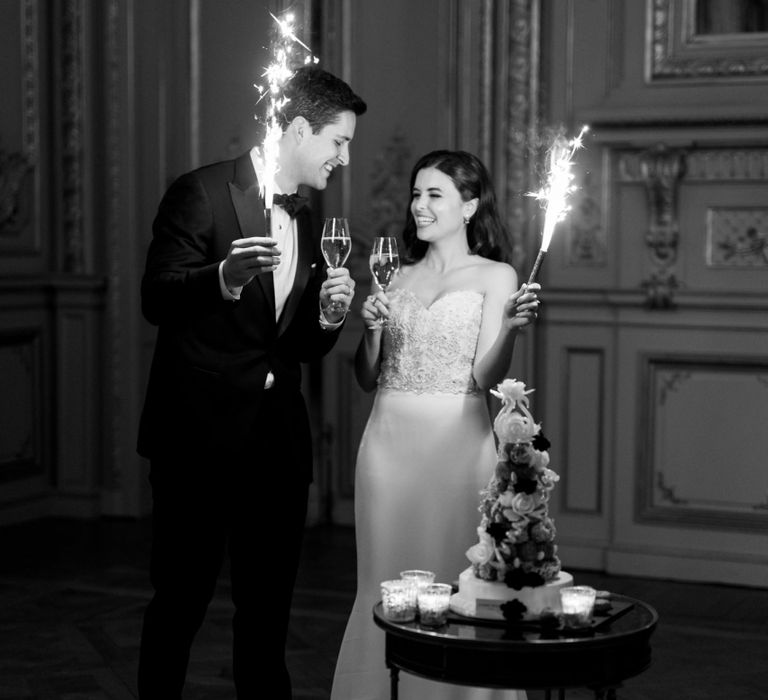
136, 65, 367, 699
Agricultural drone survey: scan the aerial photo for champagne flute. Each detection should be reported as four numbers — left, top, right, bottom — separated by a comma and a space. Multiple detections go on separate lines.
368, 236, 400, 326
321, 217, 352, 313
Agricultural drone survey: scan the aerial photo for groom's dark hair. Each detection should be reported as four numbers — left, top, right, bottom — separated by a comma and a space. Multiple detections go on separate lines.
278, 65, 367, 133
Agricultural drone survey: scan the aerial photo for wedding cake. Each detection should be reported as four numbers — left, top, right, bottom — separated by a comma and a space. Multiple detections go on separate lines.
450, 379, 573, 622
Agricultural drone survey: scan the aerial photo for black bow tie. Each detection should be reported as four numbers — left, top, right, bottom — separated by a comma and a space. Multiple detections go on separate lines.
271, 192, 308, 218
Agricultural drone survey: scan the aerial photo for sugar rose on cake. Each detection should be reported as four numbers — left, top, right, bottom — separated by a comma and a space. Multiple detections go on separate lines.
450, 379, 574, 622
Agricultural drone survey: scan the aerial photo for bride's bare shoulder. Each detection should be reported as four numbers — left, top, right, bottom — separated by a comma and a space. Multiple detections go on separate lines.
475, 258, 517, 280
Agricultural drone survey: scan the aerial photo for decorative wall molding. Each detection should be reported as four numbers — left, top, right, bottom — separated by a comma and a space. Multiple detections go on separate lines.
0, 0, 40, 252
473, 0, 540, 270
368, 127, 411, 242
61, 0, 85, 273
638, 355, 768, 532
22, 0, 39, 162
620, 148, 768, 181
104, 0, 123, 494
647, 0, 768, 82
706, 207, 768, 268
567, 171, 606, 267
0, 148, 32, 236
560, 347, 604, 515
638, 144, 686, 308
686, 149, 768, 180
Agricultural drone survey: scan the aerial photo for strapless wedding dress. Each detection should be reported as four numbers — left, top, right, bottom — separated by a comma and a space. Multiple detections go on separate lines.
331, 289, 525, 700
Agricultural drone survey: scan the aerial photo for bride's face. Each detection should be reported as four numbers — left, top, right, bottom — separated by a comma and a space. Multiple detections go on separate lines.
411, 167, 468, 243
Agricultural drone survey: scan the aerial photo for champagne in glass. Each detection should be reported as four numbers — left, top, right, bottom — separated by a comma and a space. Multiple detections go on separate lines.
369, 236, 399, 292
321, 217, 352, 312
368, 236, 400, 327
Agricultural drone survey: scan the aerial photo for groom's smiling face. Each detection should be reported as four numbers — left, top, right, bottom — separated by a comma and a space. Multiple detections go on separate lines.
294, 111, 356, 191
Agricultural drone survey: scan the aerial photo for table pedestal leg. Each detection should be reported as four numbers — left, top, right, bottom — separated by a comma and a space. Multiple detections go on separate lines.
389, 667, 399, 700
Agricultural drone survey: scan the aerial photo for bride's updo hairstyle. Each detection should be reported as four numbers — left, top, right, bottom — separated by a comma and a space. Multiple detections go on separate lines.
401, 150, 513, 264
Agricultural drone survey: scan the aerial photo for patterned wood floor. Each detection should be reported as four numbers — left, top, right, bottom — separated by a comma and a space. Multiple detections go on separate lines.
0, 517, 766, 699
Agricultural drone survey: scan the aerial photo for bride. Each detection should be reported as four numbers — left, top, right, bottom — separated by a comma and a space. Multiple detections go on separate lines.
331, 150, 540, 700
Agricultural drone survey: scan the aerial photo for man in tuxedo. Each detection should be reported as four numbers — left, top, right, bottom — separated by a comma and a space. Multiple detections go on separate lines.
136, 65, 367, 699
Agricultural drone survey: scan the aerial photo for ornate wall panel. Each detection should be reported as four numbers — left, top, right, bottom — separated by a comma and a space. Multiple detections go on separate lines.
0, 328, 44, 483
639, 356, 768, 530
561, 349, 604, 515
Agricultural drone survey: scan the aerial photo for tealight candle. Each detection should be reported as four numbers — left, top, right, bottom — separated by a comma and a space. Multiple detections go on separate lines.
399, 569, 435, 593
560, 585, 596, 627
381, 579, 417, 622
417, 583, 453, 627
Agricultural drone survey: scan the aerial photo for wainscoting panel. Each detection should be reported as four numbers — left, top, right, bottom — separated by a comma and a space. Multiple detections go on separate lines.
611, 323, 768, 587
0, 296, 51, 522
54, 282, 104, 517
541, 318, 615, 570
640, 356, 768, 528
0, 326, 45, 484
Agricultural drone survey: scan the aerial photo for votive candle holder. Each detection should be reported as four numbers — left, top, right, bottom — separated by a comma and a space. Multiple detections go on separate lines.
381, 579, 417, 622
417, 583, 453, 627
399, 569, 435, 593
559, 585, 596, 627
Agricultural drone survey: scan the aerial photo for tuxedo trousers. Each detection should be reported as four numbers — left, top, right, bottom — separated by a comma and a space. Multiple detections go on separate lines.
137, 422, 309, 700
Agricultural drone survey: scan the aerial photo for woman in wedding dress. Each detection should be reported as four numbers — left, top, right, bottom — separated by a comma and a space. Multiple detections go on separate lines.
331, 150, 540, 700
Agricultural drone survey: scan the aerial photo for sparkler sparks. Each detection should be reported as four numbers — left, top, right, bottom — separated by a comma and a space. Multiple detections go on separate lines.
526, 125, 589, 285
254, 11, 317, 230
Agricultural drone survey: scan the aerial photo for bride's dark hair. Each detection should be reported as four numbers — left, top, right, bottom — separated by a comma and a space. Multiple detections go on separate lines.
401, 150, 512, 264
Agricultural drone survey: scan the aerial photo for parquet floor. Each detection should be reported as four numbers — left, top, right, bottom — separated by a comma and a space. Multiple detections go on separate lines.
0, 517, 766, 699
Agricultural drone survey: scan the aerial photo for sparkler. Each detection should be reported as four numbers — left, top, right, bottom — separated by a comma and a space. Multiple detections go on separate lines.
254, 11, 317, 235
526, 125, 589, 285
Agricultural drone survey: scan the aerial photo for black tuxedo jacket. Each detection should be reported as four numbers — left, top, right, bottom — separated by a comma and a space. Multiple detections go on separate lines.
137, 152, 341, 481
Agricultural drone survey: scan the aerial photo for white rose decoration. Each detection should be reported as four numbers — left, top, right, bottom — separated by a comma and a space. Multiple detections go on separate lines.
465, 527, 495, 565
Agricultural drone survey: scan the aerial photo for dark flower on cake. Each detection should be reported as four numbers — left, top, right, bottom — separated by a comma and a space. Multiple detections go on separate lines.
504, 568, 545, 590
531, 518, 556, 542
513, 476, 538, 495
500, 599, 527, 622
517, 541, 538, 562
539, 559, 562, 580
486, 521, 508, 544
494, 461, 511, 482
532, 431, 551, 451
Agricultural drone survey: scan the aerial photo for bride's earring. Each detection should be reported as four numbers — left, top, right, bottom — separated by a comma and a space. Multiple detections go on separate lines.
463, 214, 471, 225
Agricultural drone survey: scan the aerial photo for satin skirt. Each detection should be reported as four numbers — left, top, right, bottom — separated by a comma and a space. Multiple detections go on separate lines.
331, 390, 526, 700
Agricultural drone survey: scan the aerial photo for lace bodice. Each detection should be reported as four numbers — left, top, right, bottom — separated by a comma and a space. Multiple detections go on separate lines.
378, 288, 484, 394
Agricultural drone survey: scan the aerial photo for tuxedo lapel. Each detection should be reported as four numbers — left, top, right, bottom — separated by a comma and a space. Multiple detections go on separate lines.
228, 155, 276, 318
277, 207, 313, 336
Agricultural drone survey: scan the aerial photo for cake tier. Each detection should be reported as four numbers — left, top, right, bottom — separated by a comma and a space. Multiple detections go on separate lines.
450, 566, 574, 620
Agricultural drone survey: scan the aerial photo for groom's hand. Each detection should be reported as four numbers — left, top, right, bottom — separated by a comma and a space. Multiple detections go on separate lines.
320, 267, 355, 322
222, 237, 281, 288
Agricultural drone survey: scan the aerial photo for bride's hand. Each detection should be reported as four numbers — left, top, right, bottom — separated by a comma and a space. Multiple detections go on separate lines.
361, 290, 390, 329
503, 283, 541, 330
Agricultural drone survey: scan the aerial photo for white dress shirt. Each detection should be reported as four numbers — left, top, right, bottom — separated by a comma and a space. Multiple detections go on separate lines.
218, 149, 296, 318
216, 148, 342, 388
